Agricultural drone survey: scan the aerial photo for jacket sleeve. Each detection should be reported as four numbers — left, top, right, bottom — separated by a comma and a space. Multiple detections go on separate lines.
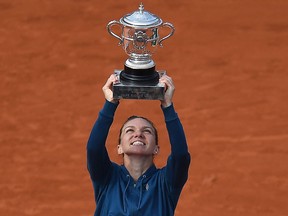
87, 100, 119, 183
162, 104, 191, 189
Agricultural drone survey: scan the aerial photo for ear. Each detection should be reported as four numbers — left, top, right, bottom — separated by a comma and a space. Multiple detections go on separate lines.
153, 145, 159, 155
117, 144, 123, 155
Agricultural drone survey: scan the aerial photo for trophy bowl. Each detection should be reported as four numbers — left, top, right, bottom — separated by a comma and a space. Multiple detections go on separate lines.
107, 3, 175, 100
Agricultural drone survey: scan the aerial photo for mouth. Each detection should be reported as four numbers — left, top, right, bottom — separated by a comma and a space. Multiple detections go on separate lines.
131, 141, 146, 146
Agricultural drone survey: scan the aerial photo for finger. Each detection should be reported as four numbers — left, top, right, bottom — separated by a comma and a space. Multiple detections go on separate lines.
161, 78, 174, 90
160, 75, 173, 84
103, 74, 116, 88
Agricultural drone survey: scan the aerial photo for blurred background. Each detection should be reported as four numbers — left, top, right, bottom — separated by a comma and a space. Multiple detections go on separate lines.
0, 0, 287, 215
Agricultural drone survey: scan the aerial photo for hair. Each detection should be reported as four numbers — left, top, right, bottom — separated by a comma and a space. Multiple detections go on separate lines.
118, 115, 158, 145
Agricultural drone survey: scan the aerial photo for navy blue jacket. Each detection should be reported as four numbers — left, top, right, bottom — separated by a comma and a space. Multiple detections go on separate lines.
87, 101, 191, 216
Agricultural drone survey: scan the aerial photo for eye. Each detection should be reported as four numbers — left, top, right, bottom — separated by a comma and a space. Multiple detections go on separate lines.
143, 129, 152, 134
125, 128, 134, 133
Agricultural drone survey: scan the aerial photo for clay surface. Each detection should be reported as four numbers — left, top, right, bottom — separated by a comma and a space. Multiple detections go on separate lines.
1, 0, 288, 215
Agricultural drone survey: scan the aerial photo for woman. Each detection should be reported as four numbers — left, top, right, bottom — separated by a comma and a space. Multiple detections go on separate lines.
87, 74, 191, 216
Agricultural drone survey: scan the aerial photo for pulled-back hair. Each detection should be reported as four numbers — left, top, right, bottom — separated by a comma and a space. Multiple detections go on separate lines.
118, 116, 158, 145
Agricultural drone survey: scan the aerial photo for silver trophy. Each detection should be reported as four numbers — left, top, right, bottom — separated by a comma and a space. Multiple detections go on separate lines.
107, 3, 175, 100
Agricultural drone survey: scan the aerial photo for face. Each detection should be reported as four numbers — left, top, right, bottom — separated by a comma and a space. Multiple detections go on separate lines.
118, 118, 159, 156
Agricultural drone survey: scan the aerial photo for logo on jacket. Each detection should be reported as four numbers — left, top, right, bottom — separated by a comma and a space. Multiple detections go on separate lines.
145, 183, 149, 191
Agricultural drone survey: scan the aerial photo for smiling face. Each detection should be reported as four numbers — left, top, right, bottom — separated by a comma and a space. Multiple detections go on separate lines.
118, 117, 159, 156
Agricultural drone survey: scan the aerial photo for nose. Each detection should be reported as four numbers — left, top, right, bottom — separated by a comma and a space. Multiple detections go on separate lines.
133, 129, 144, 138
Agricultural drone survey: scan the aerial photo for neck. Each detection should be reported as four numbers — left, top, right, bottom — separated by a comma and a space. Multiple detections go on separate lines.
123, 155, 153, 181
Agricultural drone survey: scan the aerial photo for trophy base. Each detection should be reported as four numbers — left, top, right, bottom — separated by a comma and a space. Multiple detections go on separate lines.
113, 69, 166, 100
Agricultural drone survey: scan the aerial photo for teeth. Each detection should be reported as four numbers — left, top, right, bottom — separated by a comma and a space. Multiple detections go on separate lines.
132, 141, 145, 146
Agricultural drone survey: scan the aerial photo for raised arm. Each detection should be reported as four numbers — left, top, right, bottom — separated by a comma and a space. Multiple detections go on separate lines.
159, 75, 191, 189
87, 75, 119, 182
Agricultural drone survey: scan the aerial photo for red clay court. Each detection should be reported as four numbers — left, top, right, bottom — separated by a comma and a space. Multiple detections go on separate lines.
1, 0, 288, 215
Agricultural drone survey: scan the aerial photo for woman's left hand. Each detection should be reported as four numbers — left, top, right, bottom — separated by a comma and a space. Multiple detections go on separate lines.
159, 75, 175, 108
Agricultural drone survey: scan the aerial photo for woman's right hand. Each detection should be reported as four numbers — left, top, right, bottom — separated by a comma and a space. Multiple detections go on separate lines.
102, 74, 119, 104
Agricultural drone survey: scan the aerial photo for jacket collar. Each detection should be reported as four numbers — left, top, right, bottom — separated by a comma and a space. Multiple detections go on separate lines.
120, 164, 157, 181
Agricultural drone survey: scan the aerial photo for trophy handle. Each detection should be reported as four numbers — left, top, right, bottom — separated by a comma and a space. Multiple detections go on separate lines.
107, 20, 123, 45
158, 22, 175, 47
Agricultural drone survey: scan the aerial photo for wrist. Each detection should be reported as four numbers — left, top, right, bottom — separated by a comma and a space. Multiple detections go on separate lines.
110, 99, 119, 104
161, 100, 172, 108
106, 99, 119, 105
